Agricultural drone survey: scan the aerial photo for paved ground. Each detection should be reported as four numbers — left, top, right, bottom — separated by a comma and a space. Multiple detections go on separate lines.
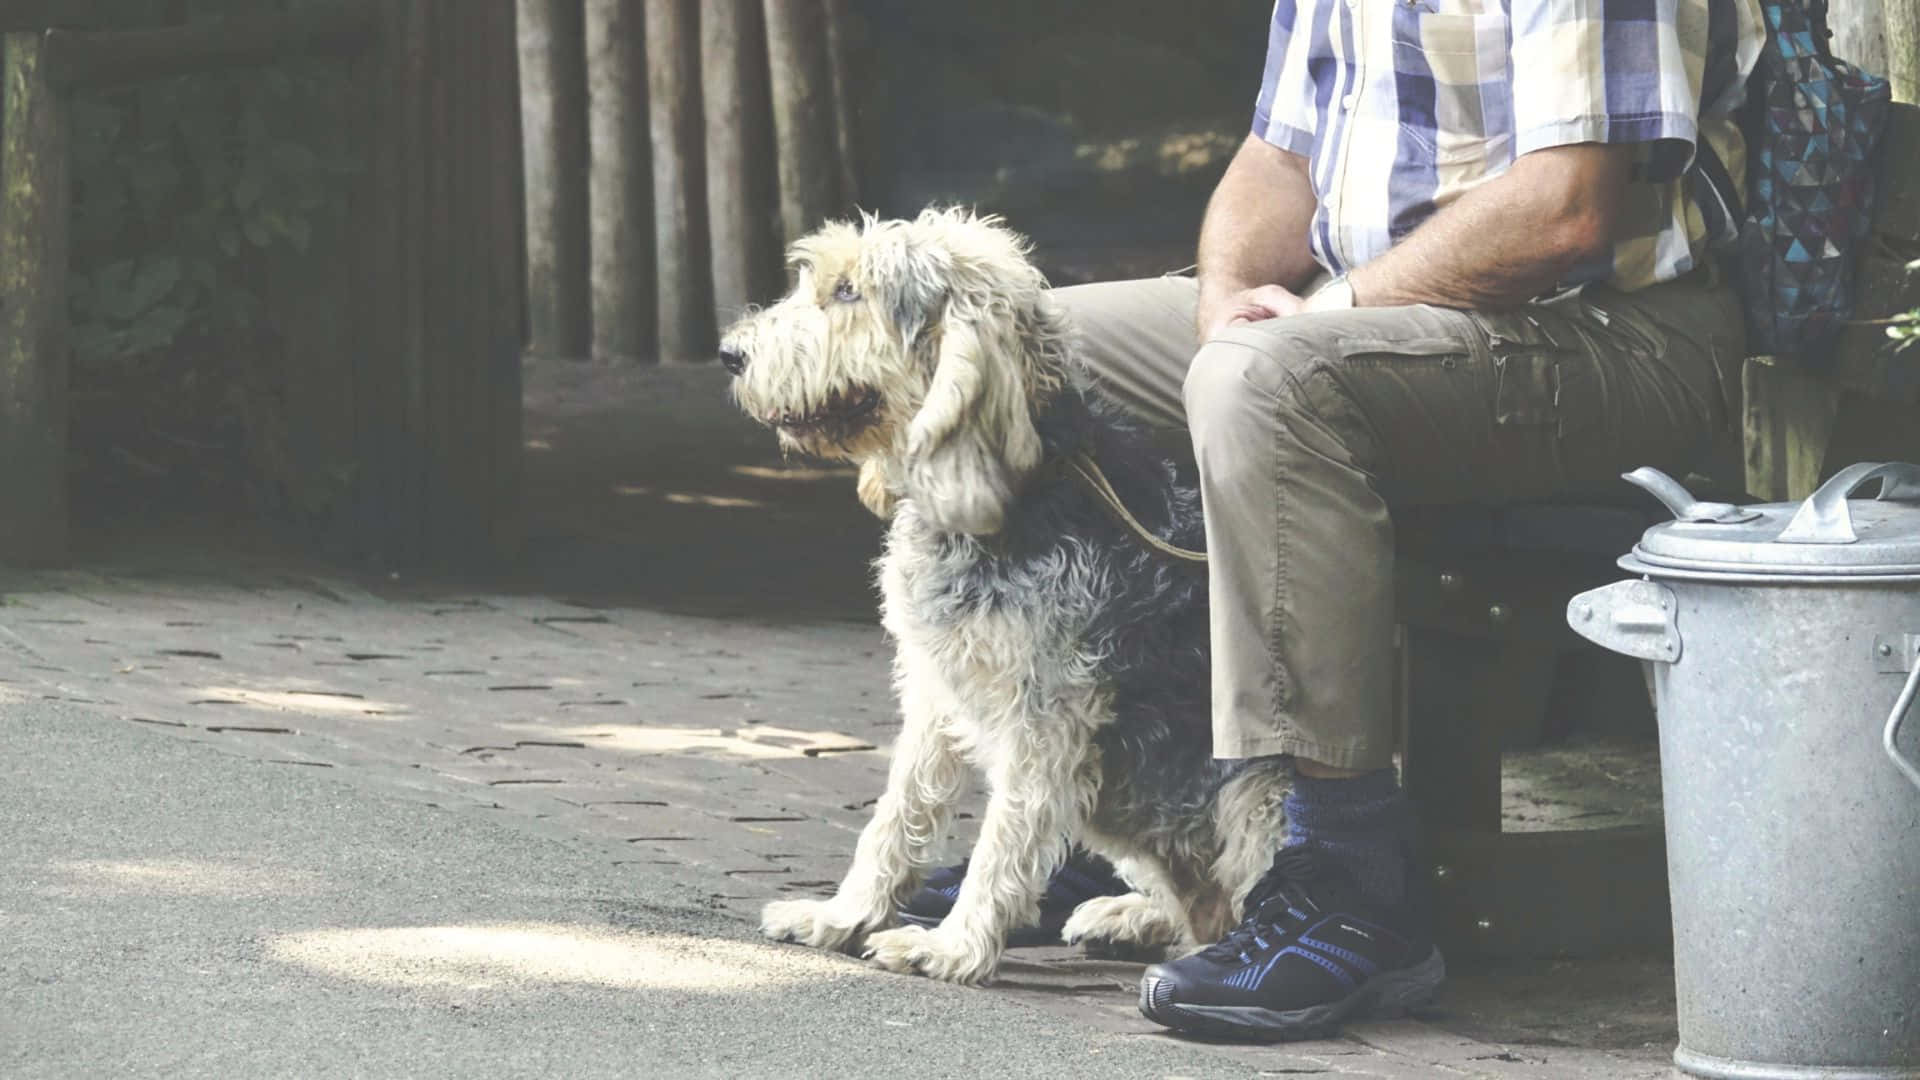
2, 361, 1680, 1078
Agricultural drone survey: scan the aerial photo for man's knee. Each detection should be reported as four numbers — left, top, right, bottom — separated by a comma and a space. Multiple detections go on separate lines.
1182, 337, 1315, 443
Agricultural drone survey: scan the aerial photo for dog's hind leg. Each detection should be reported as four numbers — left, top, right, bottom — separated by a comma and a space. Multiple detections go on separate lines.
1061, 893, 1184, 953
862, 726, 1100, 985
762, 668, 966, 953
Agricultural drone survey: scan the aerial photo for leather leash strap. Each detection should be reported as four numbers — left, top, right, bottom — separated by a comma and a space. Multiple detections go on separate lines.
1066, 452, 1208, 564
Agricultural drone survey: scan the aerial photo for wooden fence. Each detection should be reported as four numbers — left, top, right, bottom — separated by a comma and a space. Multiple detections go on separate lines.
0, 0, 525, 568
517, 0, 855, 365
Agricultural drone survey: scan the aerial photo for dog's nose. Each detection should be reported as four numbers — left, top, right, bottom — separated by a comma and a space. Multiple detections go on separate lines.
718, 343, 748, 376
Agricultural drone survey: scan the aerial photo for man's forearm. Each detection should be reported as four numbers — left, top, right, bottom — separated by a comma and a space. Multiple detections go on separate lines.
1197, 136, 1320, 319
1343, 143, 1632, 310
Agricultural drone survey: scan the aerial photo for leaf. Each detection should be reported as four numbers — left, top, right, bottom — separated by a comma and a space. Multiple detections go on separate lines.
234, 162, 267, 212
93, 260, 138, 321
128, 155, 181, 212
285, 216, 313, 254
126, 304, 190, 354
127, 257, 183, 314
269, 142, 318, 176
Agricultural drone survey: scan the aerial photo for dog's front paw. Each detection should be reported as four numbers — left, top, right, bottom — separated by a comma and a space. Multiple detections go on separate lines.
1061, 893, 1178, 949
761, 897, 882, 952
862, 924, 998, 985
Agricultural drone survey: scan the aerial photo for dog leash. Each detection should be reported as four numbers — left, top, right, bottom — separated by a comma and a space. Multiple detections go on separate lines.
1066, 452, 1209, 564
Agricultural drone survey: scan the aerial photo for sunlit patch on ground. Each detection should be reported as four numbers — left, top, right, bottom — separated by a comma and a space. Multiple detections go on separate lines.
662, 491, 766, 509
610, 484, 769, 509
728, 464, 858, 482
190, 686, 407, 717
46, 858, 321, 898
515, 722, 880, 760
266, 923, 857, 992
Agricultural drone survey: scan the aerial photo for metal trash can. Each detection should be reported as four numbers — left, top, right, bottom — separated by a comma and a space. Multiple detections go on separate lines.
1569, 461, 1920, 1080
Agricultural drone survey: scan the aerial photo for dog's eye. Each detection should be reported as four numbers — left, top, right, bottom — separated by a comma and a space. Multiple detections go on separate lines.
832, 279, 860, 303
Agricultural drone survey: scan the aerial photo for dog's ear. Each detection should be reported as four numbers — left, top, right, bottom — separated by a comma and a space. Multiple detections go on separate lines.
901, 287, 1047, 537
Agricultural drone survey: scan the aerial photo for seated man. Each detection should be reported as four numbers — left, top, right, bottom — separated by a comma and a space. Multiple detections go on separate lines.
1065, 0, 1762, 1040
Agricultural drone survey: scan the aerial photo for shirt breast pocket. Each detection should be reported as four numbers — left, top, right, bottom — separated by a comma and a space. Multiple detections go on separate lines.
1390, 10, 1513, 166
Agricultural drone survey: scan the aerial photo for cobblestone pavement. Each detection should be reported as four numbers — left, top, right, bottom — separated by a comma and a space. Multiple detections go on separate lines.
1, 362, 1680, 1078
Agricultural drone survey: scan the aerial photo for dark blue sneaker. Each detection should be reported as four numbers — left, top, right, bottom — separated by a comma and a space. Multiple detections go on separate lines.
1138, 845, 1444, 1041
899, 847, 1129, 947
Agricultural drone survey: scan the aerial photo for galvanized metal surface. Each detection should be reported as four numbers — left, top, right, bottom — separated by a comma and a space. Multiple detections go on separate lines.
1580, 466, 1920, 1078
1623, 466, 1761, 524
1778, 463, 1920, 545
1885, 660, 1920, 793
1623, 464, 1920, 578
1650, 583, 1920, 1077
1567, 579, 1682, 663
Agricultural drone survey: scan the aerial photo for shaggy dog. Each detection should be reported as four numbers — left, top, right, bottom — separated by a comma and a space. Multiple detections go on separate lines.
722, 208, 1290, 985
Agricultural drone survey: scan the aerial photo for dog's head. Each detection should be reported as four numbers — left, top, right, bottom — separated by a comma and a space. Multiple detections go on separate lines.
720, 208, 1067, 535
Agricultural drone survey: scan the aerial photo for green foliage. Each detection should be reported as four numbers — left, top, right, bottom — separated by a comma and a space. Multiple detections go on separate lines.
1888, 258, 1920, 356
68, 0, 357, 371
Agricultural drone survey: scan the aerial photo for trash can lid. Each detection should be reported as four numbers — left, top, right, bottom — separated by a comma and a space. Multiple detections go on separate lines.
1618, 462, 1920, 581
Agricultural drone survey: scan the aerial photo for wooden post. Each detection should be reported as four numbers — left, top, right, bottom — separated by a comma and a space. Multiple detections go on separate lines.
517, 0, 591, 361
1743, 358, 1843, 500
0, 31, 71, 565
701, 0, 779, 326
1830, 0, 1888, 85
1887, 0, 1918, 103
822, 0, 859, 208
645, 0, 715, 363
586, 0, 654, 363
761, 0, 840, 244
357, 0, 525, 566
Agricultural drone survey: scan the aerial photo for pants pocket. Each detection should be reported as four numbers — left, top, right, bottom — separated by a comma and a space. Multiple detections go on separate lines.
1472, 310, 1601, 439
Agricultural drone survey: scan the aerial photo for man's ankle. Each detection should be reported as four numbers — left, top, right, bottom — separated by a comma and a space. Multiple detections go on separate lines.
1293, 756, 1371, 780
1281, 767, 1414, 908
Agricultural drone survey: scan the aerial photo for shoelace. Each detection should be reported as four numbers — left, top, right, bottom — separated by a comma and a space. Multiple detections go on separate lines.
1198, 846, 1326, 964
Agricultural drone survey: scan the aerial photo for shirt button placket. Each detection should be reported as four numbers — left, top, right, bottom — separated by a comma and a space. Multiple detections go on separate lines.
1328, 0, 1365, 272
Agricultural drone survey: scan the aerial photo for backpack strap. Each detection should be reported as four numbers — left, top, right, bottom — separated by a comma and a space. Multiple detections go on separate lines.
1692, 137, 1745, 244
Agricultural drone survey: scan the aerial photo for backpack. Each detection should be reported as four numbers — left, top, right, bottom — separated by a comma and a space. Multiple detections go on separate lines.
1691, 0, 1893, 361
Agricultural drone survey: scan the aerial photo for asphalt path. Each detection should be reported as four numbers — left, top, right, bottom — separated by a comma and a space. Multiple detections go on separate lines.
1, 701, 1268, 1080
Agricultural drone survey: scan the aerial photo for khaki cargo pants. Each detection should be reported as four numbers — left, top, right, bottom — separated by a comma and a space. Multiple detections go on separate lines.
1055, 272, 1742, 769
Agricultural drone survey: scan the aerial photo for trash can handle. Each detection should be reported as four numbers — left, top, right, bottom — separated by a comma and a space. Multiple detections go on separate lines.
1779, 462, 1920, 545
1888, 662, 1920, 793
1620, 467, 1759, 524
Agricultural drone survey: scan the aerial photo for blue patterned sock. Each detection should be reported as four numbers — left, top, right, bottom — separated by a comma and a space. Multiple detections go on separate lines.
1283, 768, 1414, 908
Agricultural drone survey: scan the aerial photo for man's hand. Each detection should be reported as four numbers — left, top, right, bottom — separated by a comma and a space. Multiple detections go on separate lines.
1198, 282, 1306, 341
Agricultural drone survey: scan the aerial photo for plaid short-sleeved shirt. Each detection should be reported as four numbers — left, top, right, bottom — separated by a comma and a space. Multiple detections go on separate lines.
1253, 0, 1765, 291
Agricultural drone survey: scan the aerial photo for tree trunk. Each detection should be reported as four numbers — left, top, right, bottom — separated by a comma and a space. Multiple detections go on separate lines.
0, 31, 71, 565
701, 0, 779, 327
646, 0, 716, 363
586, 0, 654, 363
517, 0, 591, 361
1887, 0, 1918, 102
1830, 0, 1888, 83
761, 0, 840, 243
